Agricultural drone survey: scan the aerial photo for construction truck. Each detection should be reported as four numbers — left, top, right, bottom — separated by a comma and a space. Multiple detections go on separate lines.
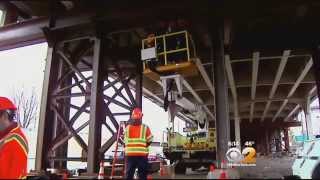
162, 128, 216, 173
141, 30, 216, 173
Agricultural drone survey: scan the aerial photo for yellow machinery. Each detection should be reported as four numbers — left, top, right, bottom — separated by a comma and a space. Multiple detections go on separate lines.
162, 128, 216, 173
183, 128, 216, 151
141, 31, 198, 81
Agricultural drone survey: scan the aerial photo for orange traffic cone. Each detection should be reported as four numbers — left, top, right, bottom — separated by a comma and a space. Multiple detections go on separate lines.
98, 162, 104, 179
160, 161, 166, 176
62, 172, 68, 180
207, 164, 216, 179
219, 170, 227, 179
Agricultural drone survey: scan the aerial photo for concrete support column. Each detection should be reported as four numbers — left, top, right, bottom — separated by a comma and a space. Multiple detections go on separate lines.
234, 115, 241, 149
211, 21, 230, 167
302, 97, 313, 139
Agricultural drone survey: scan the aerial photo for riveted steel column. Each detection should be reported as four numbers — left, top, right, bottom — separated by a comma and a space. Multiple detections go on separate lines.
87, 37, 105, 173
53, 59, 71, 169
283, 128, 290, 152
35, 46, 59, 171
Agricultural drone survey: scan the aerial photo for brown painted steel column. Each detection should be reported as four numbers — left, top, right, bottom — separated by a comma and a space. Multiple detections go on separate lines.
53, 60, 71, 169
265, 129, 270, 155
35, 46, 60, 171
283, 128, 290, 152
87, 37, 105, 173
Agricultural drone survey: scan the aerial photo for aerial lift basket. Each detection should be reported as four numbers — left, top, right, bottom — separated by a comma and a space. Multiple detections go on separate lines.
141, 31, 199, 81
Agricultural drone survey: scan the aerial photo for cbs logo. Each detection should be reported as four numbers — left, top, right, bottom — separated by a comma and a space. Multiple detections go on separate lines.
226, 147, 256, 164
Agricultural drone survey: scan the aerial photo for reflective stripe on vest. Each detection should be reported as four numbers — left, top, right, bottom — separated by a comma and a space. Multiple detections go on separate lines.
3, 133, 28, 156
125, 124, 148, 156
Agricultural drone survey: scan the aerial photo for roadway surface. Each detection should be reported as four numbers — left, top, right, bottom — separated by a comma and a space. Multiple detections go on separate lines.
150, 155, 294, 179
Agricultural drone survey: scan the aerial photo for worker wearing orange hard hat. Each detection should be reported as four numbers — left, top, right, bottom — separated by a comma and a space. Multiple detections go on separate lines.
124, 107, 153, 180
0, 97, 28, 179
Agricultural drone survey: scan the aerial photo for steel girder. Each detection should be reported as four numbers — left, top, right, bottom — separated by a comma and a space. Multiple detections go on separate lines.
35, 26, 142, 173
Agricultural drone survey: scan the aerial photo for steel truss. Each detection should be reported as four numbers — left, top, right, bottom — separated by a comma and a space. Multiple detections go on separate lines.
35, 26, 142, 173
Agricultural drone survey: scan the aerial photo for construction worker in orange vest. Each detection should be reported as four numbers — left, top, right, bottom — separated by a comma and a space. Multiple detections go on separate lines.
0, 97, 28, 179
124, 107, 153, 180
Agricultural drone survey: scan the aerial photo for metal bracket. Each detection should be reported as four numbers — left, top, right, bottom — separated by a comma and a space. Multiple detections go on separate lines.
160, 74, 183, 97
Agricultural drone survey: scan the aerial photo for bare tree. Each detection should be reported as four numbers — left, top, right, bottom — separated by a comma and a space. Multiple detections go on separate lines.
13, 88, 38, 129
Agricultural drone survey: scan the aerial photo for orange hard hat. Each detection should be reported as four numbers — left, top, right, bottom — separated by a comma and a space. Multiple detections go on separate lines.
131, 107, 143, 120
0, 97, 17, 111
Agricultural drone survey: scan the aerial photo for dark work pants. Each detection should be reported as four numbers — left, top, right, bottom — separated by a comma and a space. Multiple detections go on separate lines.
126, 156, 148, 180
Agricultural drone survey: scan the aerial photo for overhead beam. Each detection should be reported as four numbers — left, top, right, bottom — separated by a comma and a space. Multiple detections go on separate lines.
284, 104, 300, 122
250, 52, 260, 122
272, 57, 313, 122
194, 58, 215, 97
230, 54, 309, 63
261, 50, 290, 122
182, 78, 215, 120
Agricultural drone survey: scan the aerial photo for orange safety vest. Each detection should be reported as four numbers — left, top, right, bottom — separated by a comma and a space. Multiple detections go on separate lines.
0, 122, 28, 179
124, 124, 153, 156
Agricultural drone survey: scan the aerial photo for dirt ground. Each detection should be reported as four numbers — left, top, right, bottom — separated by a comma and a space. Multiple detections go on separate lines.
238, 155, 295, 179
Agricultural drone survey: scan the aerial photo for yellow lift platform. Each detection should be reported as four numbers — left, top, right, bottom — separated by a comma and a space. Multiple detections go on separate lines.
141, 31, 199, 81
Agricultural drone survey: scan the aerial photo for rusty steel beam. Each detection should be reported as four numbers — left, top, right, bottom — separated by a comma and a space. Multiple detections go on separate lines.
103, 78, 121, 91
112, 112, 131, 116
50, 120, 90, 152
115, 64, 137, 106
57, 50, 91, 87
105, 106, 120, 131
103, 121, 115, 135
51, 105, 88, 153
100, 134, 117, 154
71, 74, 87, 94
104, 93, 131, 110
69, 104, 90, 114
55, 76, 92, 95
106, 78, 133, 106
54, 69, 73, 93
53, 92, 87, 99
69, 100, 90, 125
